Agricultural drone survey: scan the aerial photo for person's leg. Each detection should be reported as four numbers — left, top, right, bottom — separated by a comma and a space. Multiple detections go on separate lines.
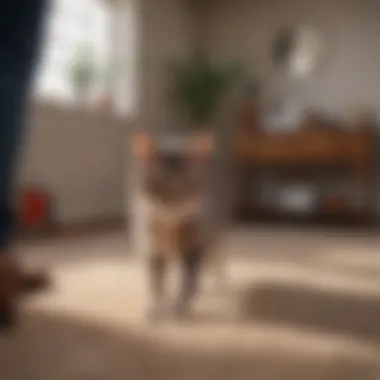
0, 1, 49, 328
0, 1, 48, 248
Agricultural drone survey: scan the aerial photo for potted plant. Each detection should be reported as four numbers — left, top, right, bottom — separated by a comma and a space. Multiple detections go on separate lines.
68, 44, 97, 106
168, 53, 243, 130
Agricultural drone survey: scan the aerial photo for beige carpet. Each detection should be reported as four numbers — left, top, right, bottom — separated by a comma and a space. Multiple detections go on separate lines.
1, 228, 380, 379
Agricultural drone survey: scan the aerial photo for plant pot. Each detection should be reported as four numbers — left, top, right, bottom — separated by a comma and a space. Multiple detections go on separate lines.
96, 93, 114, 112
196, 123, 211, 130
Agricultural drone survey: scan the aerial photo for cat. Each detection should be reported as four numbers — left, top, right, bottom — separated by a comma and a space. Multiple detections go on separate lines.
132, 132, 225, 320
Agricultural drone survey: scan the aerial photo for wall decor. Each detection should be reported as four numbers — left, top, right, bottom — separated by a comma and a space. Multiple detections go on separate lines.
272, 25, 326, 80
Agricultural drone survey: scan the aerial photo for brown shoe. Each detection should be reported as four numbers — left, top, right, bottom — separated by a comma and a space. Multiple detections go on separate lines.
0, 254, 50, 330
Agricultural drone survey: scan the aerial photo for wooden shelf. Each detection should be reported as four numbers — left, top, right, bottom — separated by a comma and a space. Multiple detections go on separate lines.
233, 118, 376, 226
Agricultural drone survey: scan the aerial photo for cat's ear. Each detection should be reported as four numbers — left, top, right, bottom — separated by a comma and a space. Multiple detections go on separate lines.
191, 132, 214, 161
132, 132, 155, 162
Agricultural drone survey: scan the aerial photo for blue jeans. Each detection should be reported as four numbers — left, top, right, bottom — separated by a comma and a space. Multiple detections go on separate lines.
0, 1, 47, 249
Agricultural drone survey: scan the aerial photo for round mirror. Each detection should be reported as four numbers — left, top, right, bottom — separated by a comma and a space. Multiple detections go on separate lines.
273, 26, 325, 79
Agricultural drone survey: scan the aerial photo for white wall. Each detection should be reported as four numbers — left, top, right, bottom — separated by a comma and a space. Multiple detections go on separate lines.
20, 103, 128, 223
208, 0, 380, 119
17, 0, 197, 232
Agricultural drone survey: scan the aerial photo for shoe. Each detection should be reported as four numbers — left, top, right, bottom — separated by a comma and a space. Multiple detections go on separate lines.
0, 254, 50, 330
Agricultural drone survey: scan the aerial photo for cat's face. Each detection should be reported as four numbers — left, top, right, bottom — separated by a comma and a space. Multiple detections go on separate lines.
133, 133, 214, 206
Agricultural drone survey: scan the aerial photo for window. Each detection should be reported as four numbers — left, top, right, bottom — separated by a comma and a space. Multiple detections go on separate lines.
34, 0, 137, 115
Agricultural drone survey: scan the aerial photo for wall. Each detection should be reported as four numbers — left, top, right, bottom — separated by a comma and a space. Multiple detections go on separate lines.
16, 0, 213, 233
19, 103, 128, 223
136, 0, 194, 131
207, 0, 380, 119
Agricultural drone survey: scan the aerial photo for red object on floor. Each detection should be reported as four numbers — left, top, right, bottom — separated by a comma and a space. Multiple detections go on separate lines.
20, 189, 51, 227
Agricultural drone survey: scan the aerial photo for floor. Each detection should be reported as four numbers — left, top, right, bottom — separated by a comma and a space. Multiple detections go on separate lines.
2, 227, 380, 379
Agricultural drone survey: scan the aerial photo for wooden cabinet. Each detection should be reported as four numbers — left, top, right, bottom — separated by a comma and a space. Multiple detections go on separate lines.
233, 120, 375, 224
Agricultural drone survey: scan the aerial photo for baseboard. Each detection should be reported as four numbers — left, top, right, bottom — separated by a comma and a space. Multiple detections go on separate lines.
16, 215, 126, 242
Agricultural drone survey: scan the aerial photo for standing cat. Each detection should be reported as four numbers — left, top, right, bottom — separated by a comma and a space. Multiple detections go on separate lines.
132, 132, 225, 320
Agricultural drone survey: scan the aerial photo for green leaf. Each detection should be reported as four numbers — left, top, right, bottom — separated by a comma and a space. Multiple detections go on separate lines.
167, 54, 244, 127
68, 43, 97, 90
